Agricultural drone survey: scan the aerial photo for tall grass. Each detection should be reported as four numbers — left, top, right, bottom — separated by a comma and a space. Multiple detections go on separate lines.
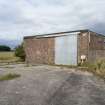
80, 59, 105, 79
0, 52, 20, 63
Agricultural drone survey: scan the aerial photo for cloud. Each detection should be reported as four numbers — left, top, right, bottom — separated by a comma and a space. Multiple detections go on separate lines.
0, 0, 105, 40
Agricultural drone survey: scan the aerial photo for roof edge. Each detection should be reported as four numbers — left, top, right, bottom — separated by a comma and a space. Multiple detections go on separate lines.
89, 30, 105, 37
24, 29, 89, 39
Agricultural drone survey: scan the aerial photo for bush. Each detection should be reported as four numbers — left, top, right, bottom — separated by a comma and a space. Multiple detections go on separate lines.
0, 45, 11, 51
15, 43, 25, 61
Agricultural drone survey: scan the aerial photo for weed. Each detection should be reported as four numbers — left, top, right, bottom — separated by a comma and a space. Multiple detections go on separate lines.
0, 73, 21, 81
80, 59, 105, 79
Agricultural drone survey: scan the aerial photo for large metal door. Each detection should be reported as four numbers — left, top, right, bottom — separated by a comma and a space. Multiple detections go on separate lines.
55, 34, 77, 65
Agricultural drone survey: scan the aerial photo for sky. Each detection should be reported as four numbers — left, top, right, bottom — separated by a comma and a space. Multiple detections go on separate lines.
0, 0, 105, 40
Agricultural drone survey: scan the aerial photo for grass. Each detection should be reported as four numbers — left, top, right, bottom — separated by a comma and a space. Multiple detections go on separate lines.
79, 59, 105, 79
54, 59, 105, 80
0, 51, 20, 63
0, 73, 21, 81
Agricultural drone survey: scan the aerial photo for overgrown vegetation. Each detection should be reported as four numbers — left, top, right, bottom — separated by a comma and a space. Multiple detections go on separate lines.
0, 45, 11, 51
79, 59, 105, 79
15, 43, 25, 61
0, 73, 20, 81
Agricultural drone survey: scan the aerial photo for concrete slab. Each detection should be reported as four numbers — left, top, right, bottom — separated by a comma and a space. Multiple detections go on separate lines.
0, 65, 105, 105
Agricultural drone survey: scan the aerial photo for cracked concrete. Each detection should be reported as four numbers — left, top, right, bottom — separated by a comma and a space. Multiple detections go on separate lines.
0, 64, 105, 105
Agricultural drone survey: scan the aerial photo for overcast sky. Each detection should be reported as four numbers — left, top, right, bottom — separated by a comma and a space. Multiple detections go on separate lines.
0, 0, 105, 40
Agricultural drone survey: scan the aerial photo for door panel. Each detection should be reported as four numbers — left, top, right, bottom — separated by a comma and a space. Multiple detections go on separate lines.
55, 34, 77, 65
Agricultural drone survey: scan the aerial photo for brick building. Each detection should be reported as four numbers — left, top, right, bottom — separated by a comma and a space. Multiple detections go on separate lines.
24, 29, 105, 65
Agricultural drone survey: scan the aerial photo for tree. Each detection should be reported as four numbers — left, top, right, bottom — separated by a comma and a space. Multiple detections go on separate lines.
15, 43, 25, 61
0, 45, 11, 51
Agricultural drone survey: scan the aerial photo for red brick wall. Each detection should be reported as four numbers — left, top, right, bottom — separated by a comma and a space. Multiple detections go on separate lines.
77, 32, 89, 63
88, 32, 105, 62
78, 31, 105, 63
24, 37, 55, 64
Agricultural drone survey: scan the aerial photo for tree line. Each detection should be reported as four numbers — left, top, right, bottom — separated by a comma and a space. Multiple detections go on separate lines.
0, 45, 11, 51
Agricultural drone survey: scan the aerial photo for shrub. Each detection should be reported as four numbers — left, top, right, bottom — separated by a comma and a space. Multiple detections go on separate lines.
15, 43, 25, 61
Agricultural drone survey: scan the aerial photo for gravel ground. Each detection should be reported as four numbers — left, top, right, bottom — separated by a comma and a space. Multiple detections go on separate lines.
0, 64, 105, 105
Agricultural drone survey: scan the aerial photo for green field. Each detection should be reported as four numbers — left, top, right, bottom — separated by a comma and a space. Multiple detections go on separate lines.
0, 52, 20, 63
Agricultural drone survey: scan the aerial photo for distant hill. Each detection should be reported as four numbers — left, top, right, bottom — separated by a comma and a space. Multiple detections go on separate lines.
0, 39, 22, 49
